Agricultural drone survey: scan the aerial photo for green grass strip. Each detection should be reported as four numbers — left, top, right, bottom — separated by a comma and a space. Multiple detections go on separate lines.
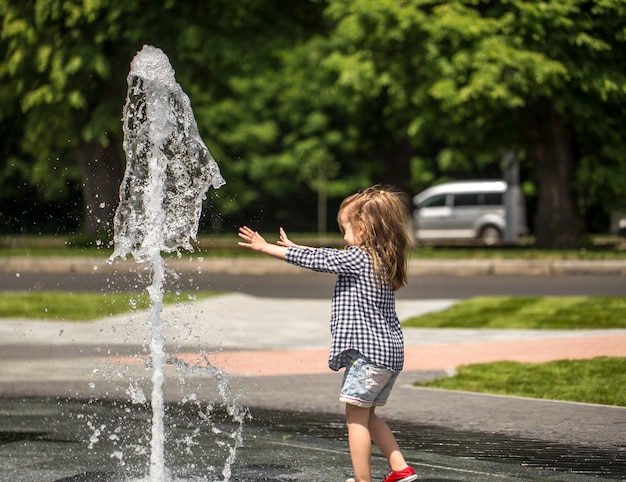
402, 296, 626, 329
415, 357, 626, 407
0, 291, 218, 321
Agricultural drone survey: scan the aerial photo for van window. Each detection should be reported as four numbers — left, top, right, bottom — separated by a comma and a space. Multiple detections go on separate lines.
419, 194, 447, 208
451, 192, 503, 207
453, 193, 480, 207
484, 193, 503, 205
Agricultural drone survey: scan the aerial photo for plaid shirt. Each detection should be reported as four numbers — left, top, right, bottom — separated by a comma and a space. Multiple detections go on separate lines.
285, 245, 404, 372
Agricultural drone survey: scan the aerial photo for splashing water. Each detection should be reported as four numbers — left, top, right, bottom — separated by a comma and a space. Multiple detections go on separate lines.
110, 44, 224, 261
108, 44, 228, 481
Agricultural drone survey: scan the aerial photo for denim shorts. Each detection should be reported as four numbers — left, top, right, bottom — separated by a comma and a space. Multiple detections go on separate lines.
339, 350, 400, 408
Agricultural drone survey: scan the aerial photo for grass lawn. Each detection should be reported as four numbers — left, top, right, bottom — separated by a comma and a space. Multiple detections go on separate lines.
405, 295, 626, 406
402, 296, 626, 329
0, 291, 218, 321
415, 357, 626, 407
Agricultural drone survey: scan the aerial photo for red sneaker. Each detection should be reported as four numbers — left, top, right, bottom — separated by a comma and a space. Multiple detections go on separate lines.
382, 466, 418, 482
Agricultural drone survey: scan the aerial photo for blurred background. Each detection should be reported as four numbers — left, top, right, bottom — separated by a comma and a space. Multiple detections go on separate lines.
1, 0, 625, 250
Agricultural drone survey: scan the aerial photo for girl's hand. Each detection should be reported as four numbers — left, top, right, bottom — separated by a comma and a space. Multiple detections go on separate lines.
277, 227, 296, 247
237, 226, 289, 260
238, 226, 268, 251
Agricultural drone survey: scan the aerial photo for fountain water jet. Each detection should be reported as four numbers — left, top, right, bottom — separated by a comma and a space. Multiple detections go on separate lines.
107, 44, 226, 481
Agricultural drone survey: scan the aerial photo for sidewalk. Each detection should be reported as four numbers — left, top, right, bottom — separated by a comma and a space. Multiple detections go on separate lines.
1, 293, 625, 453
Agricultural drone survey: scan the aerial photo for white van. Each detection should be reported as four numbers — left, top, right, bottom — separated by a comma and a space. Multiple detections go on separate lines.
412, 180, 527, 245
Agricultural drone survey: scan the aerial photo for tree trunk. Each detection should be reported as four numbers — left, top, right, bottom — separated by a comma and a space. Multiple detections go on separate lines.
381, 136, 412, 192
528, 99, 583, 248
77, 139, 123, 234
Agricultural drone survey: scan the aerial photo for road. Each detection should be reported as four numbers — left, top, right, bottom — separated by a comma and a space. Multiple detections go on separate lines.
3, 271, 625, 298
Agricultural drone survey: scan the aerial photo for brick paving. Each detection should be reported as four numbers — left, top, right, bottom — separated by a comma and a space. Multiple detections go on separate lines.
157, 332, 626, 376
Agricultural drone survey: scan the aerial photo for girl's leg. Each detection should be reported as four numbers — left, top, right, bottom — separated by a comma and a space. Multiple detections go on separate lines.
345, 403, 373, 482
368, 408, 410, 472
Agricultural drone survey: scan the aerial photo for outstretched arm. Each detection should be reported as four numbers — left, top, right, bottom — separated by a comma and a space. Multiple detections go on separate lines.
238, 226, 288, 260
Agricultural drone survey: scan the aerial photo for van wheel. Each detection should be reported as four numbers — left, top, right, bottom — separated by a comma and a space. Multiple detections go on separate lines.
480, 225, 501, 246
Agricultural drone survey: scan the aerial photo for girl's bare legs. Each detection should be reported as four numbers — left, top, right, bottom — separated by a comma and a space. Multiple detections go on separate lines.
346, 404, 373, 482
368, 408, 410, 471
345, 405, 410, 482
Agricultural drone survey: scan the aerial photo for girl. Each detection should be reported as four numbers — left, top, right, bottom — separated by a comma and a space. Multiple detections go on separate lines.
237, 185, 418, 482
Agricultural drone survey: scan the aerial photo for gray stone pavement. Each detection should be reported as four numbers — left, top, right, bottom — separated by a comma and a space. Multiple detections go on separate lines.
1, 258, 626, 480
1, 292, 625, 454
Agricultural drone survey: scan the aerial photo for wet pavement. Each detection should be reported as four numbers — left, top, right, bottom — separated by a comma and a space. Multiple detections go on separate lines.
1, 260, 626, 481
1, 398, 624, 481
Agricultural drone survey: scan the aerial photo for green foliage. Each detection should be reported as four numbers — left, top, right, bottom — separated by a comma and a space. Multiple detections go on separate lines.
0, 291, 217, 321
310, 0, 626, 246
416, 357, 626, 407
1, 0, 122, 152
402, 296, 626, 329
1, 0, 626, 239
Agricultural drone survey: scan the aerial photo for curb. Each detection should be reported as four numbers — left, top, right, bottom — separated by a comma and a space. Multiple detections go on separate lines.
1, 256, 626, 276
408, 258, 626, 276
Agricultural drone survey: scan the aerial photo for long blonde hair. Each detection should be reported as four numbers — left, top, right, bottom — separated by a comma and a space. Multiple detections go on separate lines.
338, 185, 414, 290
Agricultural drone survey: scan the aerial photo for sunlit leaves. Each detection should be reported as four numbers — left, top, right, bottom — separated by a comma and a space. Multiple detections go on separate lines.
22, 85, 55, 111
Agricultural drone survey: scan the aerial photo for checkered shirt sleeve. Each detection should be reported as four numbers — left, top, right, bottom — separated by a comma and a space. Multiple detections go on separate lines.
286, 246, 404, 372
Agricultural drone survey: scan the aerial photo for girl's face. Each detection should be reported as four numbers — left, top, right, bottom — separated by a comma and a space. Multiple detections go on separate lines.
339, 212, 361, 246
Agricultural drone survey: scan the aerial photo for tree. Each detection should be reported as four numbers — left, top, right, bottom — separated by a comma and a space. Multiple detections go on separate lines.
174, 0, 329, 232
2, 0, 625, 245
246, 0, 626, 247
0, 0, 326, 235
423, 0, 626, 248
1, 0, 128, 234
